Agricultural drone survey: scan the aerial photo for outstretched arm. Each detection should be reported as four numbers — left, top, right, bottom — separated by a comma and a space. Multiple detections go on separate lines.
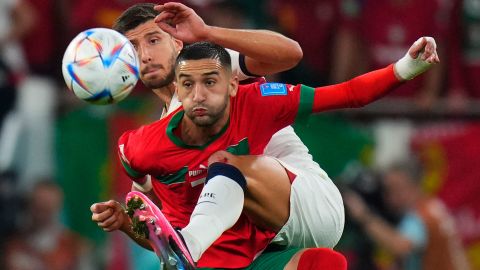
311, 37, 440, 112
154, 2, 302, 76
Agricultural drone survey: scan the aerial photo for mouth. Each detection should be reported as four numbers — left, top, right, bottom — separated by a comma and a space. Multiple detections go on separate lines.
141, 66, 162, 77
192, 107, 207, 117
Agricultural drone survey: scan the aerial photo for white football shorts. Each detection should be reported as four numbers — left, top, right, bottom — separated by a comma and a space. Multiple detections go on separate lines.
270, 159, 345, 248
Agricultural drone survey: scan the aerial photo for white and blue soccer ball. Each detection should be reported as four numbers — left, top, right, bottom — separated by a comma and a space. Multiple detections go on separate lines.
62, 28, 140, 105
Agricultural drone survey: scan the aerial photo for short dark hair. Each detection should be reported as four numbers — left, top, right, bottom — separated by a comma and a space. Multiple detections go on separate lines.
176, 42, 231, 70
113, 3, 159, 34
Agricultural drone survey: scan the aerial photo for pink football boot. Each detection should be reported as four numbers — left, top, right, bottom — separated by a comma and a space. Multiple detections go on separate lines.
126, 191, 196, 270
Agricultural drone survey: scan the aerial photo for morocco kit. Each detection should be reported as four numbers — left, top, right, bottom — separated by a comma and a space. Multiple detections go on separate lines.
118, 64, 400, 268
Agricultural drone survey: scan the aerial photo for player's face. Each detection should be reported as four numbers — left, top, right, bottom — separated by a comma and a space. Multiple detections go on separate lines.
176, 58, 238, 127
125, 20, 183, 89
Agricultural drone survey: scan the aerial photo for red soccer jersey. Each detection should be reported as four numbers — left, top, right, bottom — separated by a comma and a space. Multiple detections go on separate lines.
118, 64, 400, 267
118, 82, 313, 268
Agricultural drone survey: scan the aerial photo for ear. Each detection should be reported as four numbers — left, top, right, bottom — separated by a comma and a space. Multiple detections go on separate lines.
172, 37, 183, 55
173, 81, 181, 101
228, 75, 239, 97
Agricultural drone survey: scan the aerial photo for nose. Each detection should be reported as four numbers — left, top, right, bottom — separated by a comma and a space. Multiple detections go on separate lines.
192, 85, 206, 103
138, 45, 151, 63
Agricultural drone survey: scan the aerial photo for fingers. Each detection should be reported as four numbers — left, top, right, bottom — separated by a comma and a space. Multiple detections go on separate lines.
409, 36, 440, 64
421, 37, 439, 63
409, 37, 427, 59
91, 201, 123, 220
154, 11, 174, 24
91, 206, 113, 222
154, 2, 188, 13
90, 202, 110, 213
98, 213, 122, 231
156, 21, 176, 36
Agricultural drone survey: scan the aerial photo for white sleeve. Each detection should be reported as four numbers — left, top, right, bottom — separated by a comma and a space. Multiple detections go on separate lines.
226, 48, 258, 81
132, 175, 153, 192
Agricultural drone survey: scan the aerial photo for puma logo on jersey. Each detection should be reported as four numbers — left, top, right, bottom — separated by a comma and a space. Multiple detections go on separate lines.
189, 169, 206, 177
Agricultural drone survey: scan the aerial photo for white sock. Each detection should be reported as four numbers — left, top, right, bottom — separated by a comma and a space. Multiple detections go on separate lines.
180, 163, 246, 262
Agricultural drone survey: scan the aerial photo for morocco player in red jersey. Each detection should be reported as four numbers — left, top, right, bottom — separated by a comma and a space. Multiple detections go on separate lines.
111, 39, 439, 269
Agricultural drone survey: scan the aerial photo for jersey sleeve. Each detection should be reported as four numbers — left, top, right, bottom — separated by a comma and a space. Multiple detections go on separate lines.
311, 64, 401, 112
227, 49, 259, 81
118, 130, 147, 183
242, 83, 312, 131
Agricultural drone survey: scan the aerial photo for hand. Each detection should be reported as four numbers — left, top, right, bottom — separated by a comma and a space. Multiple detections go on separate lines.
91, 200, 129, 232
154, 2, 211, 43
343, 191, 372, 224
408, 37, 440, 64
395, 36, 440, 81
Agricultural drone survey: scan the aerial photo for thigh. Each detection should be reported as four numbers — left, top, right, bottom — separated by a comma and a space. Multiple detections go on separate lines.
273, 170, 345, 248
208, 151, 291, 231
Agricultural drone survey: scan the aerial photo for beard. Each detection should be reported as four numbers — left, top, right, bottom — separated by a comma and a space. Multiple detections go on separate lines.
185, 94, 229, 127
140, 53, 176, 89
142, 68, 175, 89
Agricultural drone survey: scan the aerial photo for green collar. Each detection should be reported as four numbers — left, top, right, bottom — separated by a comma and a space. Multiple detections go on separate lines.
166, 110, 230, 150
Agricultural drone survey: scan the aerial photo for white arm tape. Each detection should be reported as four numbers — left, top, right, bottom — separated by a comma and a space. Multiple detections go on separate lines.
133, 174, 153, 192
394, 51, 432, 81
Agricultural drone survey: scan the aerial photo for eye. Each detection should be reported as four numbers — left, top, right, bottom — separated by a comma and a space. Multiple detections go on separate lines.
182, 81, 193, 88
205, 79, 216, 86
150, 38, 160, 45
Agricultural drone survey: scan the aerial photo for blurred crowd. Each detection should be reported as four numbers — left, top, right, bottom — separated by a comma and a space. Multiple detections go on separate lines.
0, 0, 479, 269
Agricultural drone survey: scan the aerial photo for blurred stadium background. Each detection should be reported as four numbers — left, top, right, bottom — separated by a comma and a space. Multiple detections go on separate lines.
0, 0, 479, 269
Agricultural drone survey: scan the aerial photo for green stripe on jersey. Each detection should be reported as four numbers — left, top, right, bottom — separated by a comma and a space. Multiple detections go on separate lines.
295, 85, 315, 125
120, 158, 144, 179
226, 138, 250, 155
167, 110, 230, 150
156, 166, 188, 185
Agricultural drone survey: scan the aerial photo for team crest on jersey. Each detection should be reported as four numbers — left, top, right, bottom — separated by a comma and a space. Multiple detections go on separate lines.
260, 83, 287, 96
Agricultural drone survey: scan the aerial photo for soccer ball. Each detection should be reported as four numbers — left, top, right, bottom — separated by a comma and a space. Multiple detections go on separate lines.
62, 28, 140, 105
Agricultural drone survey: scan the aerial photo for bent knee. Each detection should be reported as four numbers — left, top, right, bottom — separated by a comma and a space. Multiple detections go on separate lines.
208, 150, 235, 165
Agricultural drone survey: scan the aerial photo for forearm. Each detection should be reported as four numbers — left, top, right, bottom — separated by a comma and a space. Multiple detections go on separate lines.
205, 27, 302, 75
361, 214, 413, 257
120, 219, 154, 251
312, 64, 401, 112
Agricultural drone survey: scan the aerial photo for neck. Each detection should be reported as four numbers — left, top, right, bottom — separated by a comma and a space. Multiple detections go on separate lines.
153, 83, 176, 109
180, 111, 229, 146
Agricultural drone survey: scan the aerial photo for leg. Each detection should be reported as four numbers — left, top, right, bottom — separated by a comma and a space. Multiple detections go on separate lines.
285, 248, 347, 270
209, 150, 345, 248
208, 150, 292, 231
195, 247, 347, 270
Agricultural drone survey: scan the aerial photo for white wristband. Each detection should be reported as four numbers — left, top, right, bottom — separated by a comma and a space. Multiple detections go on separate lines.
132, 175, 153, 192
394, 51, 432, 81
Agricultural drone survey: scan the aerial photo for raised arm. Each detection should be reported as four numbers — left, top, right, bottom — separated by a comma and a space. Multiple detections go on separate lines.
154, 2, 302, 76
311, 37, 440, 112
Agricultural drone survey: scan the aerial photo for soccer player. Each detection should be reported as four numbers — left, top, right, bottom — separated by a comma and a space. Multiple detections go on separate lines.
93, 0, 346, 255
93, 35, 438, 269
